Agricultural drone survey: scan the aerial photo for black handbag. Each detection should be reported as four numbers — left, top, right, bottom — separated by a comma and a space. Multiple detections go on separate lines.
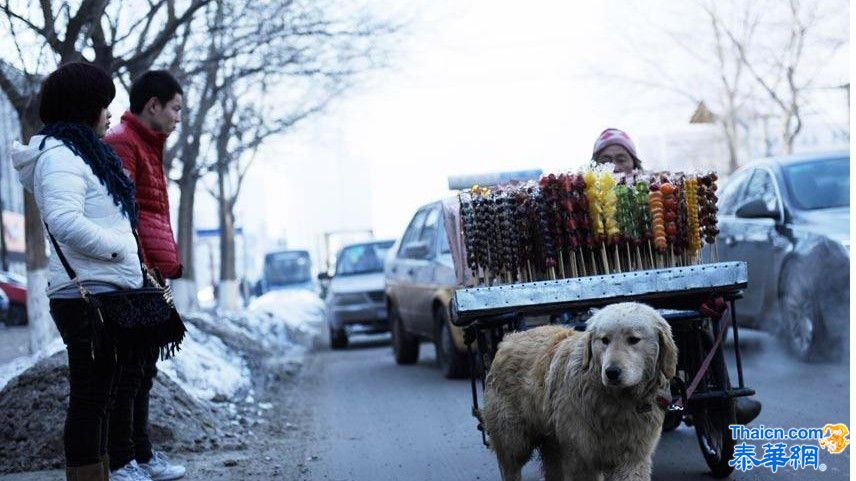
45, 224, 186, 359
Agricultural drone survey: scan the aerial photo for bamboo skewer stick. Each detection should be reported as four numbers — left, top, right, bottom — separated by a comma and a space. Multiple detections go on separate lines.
600, 243, 610, 274
558, 251, 566, 279
590, 250, 598, 276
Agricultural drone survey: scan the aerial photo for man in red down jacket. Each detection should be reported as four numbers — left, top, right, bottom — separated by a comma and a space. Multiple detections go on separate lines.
104, 71, 186, 481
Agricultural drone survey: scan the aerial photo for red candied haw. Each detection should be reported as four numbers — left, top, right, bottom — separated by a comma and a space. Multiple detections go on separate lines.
659, 183, 676, 195
664, 211, 677, 222
666, 224, 678, 236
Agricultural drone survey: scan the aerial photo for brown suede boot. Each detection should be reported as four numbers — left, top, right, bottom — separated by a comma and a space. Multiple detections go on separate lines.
100, 455, 110, 481
65, 462, 106, 481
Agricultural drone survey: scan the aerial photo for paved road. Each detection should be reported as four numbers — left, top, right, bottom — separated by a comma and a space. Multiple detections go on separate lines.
292, 328, 849, 481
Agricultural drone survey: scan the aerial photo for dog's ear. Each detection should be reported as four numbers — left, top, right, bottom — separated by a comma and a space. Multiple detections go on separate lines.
656, 317, 678, 380
580, 331, 593, 371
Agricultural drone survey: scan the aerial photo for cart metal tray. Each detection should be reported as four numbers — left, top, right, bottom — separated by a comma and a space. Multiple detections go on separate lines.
450, 261, 748, 326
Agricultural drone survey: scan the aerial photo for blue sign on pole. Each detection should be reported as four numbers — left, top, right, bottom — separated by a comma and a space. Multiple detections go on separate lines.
196, 227, 244, 238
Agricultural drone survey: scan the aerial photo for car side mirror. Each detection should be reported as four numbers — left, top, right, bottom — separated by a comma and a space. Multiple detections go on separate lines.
735, 199, 779, 220
404, 241, 431, 260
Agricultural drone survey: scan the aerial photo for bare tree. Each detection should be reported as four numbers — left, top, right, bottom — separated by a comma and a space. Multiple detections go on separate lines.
596, 0, 847, 171
114, 0, 398, 310
0, 0, 212, 351
710, 0, 847, 154
702, 0, 759, 173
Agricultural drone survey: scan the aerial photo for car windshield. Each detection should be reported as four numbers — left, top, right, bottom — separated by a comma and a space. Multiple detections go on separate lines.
264, 251, 311, 285
783, 158, 850, 210
336, 242, 394, 276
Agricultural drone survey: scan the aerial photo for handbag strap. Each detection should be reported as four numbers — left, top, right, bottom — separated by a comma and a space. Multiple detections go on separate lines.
44, 224, 79, 281
44, 222, 149, 284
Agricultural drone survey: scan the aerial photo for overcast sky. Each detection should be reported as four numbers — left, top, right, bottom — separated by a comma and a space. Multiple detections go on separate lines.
195, 0, 849, 272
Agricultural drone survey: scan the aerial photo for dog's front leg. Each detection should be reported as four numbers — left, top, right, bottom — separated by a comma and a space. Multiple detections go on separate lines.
497, 458, 524, 481
602, 459, 651, 481
560, 455, 599, 481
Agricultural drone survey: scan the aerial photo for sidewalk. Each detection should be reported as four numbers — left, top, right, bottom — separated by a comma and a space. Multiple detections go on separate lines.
0, 326, 29, 365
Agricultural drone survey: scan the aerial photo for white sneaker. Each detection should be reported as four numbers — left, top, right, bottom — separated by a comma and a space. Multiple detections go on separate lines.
110, 460, 153, 481
138, 451, 186, 481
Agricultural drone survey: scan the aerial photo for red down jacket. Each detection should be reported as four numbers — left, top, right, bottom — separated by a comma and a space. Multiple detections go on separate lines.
104, 112, 182, 279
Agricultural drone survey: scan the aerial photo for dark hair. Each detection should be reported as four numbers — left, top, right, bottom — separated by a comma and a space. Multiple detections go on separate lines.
39, 62, 115, 126
129, 70, 183, 114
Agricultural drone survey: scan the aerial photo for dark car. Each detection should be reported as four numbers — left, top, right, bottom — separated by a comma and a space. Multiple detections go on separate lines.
258, 250, 314, 294
323, 240, 395, 349
0, 271, 27, 326
716, 151, 849, 360
385, 201, 470, 378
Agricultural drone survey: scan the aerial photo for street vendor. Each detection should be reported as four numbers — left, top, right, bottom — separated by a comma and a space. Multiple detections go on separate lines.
588, 127, 763, 426
592, 128, 642, 174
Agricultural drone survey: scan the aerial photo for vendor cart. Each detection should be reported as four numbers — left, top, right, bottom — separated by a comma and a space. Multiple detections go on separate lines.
450, 261, 754, 479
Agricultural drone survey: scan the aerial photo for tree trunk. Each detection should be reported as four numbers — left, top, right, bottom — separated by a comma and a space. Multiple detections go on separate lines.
217, 162, 238, 310
721, 116, 739, 174
172, 173, 200, 313
20, 113, 56, 354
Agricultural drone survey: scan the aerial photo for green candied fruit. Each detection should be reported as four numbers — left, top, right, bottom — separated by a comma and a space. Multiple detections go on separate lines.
614, 184, 639, 239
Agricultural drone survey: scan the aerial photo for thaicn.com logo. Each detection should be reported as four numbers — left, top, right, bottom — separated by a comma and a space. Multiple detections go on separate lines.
728, 423, 849, 473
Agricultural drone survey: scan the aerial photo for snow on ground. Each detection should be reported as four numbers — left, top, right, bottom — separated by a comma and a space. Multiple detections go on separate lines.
159, 322, 251, 402
0, 288, 326, 406
0, 337, 64, 392
245, 289, 327, 348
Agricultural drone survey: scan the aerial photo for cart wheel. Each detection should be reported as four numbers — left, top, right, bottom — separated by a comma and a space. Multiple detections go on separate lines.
692, 322, 736, 478
694, 399, 736, 478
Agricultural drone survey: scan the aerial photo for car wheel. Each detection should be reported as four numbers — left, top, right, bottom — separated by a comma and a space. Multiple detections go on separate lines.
330, 326, 348, 350
5, 304, 26, 326
435, 308, 469, 379
779, 260, 825, 361
391, 305, 419, 364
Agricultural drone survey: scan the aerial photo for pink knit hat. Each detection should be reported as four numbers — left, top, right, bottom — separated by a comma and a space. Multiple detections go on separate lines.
592, 128, 639, 161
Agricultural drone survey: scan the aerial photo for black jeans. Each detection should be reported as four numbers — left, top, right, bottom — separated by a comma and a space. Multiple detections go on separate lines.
49, 298, 116, 468
108, 345, 158, 469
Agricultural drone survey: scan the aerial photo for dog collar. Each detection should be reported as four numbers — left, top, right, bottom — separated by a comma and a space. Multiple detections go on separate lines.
637, 395, 672, 414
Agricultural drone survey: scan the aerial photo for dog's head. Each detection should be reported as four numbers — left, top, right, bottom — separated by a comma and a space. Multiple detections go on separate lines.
581, 303, 678, 393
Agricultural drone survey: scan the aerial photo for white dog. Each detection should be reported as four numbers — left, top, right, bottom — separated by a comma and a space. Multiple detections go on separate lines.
482, 303, 678, 481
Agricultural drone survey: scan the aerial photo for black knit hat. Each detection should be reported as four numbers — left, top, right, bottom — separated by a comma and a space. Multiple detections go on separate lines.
39, 62, 116, 126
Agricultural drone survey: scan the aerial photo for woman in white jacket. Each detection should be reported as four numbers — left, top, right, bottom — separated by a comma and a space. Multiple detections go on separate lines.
12, 63, 144, 481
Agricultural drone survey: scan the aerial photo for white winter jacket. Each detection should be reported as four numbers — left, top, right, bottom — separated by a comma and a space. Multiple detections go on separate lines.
12, 135, 144, 296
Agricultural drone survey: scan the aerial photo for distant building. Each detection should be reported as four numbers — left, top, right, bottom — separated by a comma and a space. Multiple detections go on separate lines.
0, 65, 26, 272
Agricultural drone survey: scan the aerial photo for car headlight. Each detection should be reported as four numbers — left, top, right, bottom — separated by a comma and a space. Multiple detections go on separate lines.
333, 293, 366, 306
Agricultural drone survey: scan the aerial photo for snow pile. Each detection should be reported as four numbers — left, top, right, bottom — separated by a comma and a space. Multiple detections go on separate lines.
159, 323, 251, 402
245, 289, 327, 349
0, 337, 65, 392
0, 352, 225, 473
